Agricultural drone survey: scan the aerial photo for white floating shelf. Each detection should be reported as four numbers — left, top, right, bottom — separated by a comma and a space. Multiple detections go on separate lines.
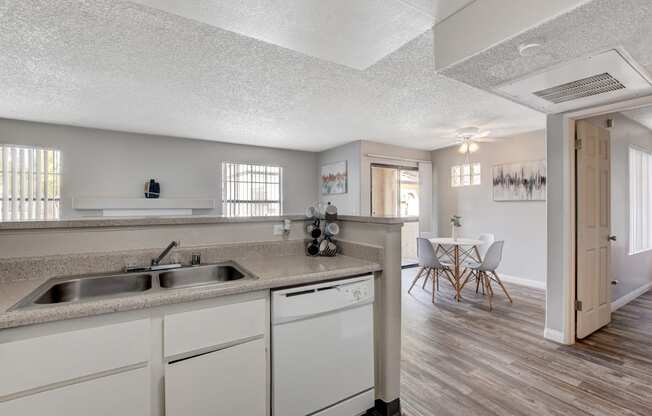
73, 198, 215, 217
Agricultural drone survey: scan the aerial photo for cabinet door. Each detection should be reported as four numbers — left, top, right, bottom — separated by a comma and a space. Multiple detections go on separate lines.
165, 338, 266, 416
0, 367, 149, 416
0, 319, 150, 397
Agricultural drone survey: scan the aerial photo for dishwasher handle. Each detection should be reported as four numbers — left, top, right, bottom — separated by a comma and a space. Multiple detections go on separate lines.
284, 284, 338, 298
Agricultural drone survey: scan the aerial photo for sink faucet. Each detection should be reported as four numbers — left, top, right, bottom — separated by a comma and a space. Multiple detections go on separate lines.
152, 240, 180, 266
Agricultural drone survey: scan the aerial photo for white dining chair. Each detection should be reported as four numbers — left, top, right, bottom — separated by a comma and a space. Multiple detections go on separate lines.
460, 233, 494, 270
416, 232, 437, 258
409, 238, 453, 303
476, 233, 495, 260
418, 231, 454, 267
463, 241, 512, 310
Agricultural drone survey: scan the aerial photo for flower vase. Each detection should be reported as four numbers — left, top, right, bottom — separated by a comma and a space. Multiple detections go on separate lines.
451, 224, 457, 241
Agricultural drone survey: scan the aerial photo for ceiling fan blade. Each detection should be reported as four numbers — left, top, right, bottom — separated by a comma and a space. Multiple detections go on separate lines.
475, 137, 497, 143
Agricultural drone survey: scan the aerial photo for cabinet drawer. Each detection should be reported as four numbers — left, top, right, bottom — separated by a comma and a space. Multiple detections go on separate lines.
165, 338, 266, 416
0, 367, 150, 416
0, 319, 150, 397
164, 298, 265, 358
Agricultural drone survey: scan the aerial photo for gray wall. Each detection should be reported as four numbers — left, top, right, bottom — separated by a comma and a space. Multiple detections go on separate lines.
316, 140, 433, 220
0, 118, 318, 218
432, 130, 547, 284
545, 114, 571, 338
317, 141, 361, 215
585, 113, 652, 302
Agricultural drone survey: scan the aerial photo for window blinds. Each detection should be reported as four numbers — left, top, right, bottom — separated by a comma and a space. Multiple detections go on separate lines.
629, 146, 652, 254
0, 145, 61, 221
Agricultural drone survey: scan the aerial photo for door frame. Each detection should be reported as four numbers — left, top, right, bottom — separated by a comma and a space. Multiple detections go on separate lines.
547, 94, 652, 345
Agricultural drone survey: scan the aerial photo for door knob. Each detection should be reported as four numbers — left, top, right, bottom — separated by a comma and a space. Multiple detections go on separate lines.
608, 235, 617, 241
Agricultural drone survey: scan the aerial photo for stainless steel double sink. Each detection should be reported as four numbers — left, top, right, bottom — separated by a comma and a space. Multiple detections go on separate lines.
10, 262, 253, 310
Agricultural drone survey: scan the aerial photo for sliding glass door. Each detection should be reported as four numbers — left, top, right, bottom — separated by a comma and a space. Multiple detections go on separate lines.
371, 164, 419, 217
371, 164, 420, 265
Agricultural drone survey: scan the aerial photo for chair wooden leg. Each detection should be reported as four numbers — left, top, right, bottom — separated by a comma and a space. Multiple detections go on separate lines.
491, 271, 513, 304
408, 267, 425, 293
442, 269, 456, 288
484, 274, 493, 311
475, 271, 480, 294
481, 272, 485, 295
435, 269, 440, 292
422, 268, 430, 289
432, 273, 436, 304
459, 269, 473, 291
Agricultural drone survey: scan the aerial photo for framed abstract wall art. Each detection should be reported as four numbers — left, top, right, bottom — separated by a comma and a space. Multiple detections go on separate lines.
321, 161, 347, 194
492, 160, 546, 201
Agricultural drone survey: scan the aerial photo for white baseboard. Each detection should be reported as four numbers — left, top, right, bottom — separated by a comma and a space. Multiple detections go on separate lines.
499, 274, 546, 290
543, 328, 566, 344
611, 282, 652, 311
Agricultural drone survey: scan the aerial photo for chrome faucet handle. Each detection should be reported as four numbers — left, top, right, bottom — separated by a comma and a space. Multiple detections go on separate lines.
152, 240, 180, 266
191, 253, 201, 266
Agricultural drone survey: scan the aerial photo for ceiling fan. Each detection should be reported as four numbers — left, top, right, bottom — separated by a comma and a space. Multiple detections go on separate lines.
455, 127, 494, 158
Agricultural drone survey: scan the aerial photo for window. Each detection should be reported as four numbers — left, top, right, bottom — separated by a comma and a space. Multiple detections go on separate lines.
0, 144, 61, 221
629, 147, 652, 254
451, 163, 481, 187
222, 162, 282, 217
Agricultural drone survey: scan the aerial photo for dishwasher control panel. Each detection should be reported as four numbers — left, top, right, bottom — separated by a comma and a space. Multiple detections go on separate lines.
341, 279, 373, 303
271, 275, 374, 324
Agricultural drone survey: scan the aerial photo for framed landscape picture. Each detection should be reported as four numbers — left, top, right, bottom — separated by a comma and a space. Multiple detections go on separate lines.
321, 161, 347, 194
492, 160, 546, 201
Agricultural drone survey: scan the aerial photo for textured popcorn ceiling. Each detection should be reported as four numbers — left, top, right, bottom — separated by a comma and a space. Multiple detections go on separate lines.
0, 0, 544, 151
622, 106, 652, 132
441, 0, 652, 112
129, 0, 474, 69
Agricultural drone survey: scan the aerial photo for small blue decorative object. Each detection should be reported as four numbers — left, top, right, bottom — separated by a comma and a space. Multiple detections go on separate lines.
145, 179, 160, 199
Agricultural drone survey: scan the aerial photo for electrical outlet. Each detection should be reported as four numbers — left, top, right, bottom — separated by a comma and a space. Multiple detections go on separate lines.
273, 224, 285, 236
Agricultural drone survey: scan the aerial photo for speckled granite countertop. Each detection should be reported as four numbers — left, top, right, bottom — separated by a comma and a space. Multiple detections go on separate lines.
0, 254, 382, 330
0, 214, 404, 230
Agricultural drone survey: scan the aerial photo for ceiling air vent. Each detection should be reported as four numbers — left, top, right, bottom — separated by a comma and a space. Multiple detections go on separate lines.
533, 73, 625, 104
496, 49, 652, 113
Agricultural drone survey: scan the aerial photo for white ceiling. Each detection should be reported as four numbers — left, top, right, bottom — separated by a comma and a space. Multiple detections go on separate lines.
129, 0, 475, 70
0, 0, 545, 151
440, 0, 652, 113
622, 106, 652, 132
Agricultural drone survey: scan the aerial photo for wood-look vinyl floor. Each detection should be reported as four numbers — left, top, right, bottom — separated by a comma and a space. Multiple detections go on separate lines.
400, 268, 652, 416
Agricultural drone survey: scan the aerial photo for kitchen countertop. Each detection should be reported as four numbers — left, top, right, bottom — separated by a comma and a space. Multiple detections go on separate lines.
0, 254, 382, 330
0, 214, 405, 231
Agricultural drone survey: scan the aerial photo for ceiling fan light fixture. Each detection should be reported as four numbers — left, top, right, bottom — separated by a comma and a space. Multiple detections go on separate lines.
458, 142, 469, 154
468, 142, 479, 153
456, 127, 480, 138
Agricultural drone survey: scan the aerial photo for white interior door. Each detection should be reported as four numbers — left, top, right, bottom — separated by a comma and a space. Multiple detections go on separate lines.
576, 120, 612, 339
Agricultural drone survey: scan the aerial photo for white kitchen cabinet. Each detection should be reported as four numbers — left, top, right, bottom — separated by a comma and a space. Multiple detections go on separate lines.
165, 338, 267, 416
0, 319, 150, 397
0, 367, 150, 416
0, 291, 269, 416
163, 298, 265, 359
